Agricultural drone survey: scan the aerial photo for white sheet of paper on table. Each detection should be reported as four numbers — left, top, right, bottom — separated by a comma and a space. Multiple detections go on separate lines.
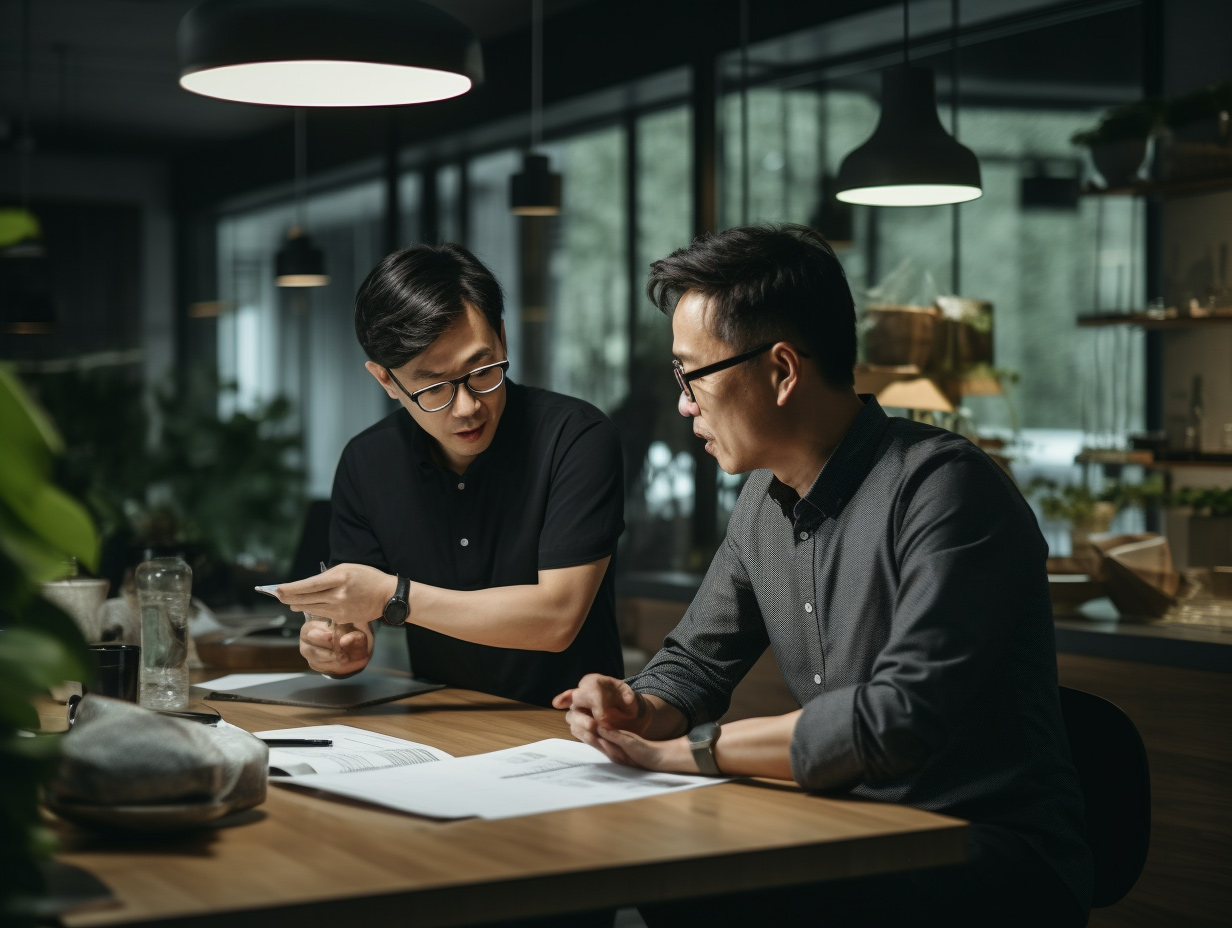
257, 724, 453, 777
274, 737, 726, 820
201, 672, 309, 692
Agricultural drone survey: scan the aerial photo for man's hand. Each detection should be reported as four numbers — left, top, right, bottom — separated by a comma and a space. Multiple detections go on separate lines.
552, 674, 649, 762
299, 615, 375, 676
596, 728, 698, 774
275, 563, 397, 625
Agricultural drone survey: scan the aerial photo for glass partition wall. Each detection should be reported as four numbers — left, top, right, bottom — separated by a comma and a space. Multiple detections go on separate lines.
209, 0, 1148, 575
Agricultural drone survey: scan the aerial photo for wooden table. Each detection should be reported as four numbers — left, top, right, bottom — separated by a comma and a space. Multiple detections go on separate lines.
53, 687, 967, 927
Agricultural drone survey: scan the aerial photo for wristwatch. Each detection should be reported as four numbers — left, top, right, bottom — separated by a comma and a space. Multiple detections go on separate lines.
380, 575, 411, 626
687, 721, 722, 776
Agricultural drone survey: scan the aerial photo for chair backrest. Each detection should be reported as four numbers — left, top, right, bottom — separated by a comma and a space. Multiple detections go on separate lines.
1058, 685, 1152, 908
288, 499, 332, 582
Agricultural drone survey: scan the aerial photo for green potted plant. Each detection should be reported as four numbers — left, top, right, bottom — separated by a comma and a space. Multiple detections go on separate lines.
1157, 81, 1232, 181
1027, 476, 1165, 565
26, 365, 304, 608
0, 366, 97, 926
1167, 486, 1232, 568
1071, 97, 1165, 188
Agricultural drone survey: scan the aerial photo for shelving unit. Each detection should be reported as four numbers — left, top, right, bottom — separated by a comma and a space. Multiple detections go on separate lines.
1077, 312, 1232, 329
1080, 174, 1232, 198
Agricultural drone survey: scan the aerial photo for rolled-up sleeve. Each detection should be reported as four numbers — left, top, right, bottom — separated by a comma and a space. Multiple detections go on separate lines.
790, 449, 1046, 791
628, 532, 770, 729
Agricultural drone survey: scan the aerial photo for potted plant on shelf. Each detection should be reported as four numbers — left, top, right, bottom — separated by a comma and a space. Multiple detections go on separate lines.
1157, 81, 1232, 182
1071, 97, 1165, 189
0, 366, 96, 926
1167, 486, 1232, 568
1027, 476, 1165, 568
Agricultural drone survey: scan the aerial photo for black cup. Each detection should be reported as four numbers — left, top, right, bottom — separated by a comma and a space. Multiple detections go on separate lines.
86, 644, 140, 702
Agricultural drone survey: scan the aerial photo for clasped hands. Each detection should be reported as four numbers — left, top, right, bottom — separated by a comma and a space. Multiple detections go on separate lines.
552, 674, 700, 775
273, 563, 396, 676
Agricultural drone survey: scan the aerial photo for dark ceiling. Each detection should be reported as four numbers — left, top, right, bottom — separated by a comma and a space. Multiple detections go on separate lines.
0, 0, 1144, 210
0, 0, 593, 147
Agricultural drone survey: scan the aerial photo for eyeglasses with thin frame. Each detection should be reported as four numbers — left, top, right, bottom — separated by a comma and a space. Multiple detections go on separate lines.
672, 343, 777, 403
387, 359, 510, 413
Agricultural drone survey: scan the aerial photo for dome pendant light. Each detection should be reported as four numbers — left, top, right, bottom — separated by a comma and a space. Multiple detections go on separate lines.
510, 0, 561, 215
276, 110, 329, 288
177, 0, 482, 107
835, 0, 981, 207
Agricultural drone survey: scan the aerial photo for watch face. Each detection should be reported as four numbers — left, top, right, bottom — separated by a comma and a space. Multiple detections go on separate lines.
383, 599, 410, 625
688, 721, 719, 746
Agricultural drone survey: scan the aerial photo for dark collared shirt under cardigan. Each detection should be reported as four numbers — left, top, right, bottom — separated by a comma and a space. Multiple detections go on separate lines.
329, 381, 625, 707
629, 396, 1092, 914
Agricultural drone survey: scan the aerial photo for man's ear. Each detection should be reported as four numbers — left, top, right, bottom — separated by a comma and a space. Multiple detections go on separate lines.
365, 361, 400, 400
770, 343, 801, 408
499, 321, 507, 353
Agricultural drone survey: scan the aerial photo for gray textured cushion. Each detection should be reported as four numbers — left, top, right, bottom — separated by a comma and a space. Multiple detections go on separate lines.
50, 695, 267, 811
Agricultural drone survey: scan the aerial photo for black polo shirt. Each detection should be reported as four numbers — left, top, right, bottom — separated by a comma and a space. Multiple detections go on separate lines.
328, 380, 625, 706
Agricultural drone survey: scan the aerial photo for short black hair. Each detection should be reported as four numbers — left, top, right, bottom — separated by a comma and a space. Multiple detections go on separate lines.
646, 223, 856, 388
354, 242, 504, 369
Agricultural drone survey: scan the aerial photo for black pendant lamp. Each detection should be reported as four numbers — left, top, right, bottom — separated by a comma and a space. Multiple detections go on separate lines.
836, 0, 981, 207
178, 0, 482, 107
276, 110, 329, 288
510, 0, 561, 215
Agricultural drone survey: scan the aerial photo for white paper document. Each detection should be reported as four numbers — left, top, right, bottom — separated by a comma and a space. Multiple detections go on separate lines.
258, 724, 453, 777
202, 672, 307, 692
274, 737, 725, 820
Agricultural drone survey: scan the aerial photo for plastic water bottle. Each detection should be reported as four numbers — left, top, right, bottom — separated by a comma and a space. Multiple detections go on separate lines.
136, 556, 192, 710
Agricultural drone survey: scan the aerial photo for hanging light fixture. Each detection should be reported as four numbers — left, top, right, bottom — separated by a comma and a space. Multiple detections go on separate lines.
836, 0, 981, 208
276, 109, 329, 288
510, 0, 561, 215
177, 0, 482, 107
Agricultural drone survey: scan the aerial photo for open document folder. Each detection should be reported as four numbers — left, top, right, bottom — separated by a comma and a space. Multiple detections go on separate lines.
272, 735, 726, 820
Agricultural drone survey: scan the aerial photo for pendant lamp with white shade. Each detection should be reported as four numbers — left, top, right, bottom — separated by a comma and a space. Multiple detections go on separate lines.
178, 0, 482, 108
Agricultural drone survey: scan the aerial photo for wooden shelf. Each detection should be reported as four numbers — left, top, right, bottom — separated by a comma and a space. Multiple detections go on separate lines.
1080, 174, 1232, 198
1075, 449, 1155, 465
1077, 312, 1232, 329
1146, 458, 1232, 470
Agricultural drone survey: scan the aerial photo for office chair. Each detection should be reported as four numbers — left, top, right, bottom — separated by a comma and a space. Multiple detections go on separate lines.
1058, 686, 1152, 908
288, 499, 332, 581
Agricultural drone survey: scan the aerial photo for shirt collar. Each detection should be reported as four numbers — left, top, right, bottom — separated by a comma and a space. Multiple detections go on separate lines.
767, 394, 890, 531
404, 380, 522, 478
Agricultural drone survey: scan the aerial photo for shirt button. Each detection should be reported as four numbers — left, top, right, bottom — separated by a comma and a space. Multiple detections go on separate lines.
457, 482, 465, 490
460, 538, 469, 547
799, 531, 809, 541
804, 602, 813, 613
813, 673, 822, 685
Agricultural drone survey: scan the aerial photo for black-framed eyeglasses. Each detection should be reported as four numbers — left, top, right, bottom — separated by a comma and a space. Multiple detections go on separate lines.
387, 359, 509, 413
672, 343, 775, 403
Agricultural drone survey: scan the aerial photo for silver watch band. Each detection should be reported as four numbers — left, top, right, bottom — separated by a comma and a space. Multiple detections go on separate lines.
688, 721, 722, 776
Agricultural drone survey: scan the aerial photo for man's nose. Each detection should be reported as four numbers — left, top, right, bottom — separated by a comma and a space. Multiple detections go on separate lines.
453, 384, 482, 418
678, 391, 699, 418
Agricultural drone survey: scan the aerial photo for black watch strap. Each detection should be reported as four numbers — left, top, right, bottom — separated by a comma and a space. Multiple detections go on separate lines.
381, 575, 411, 626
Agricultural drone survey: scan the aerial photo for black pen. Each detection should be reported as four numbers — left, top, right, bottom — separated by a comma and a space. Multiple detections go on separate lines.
259, 738, 333, 747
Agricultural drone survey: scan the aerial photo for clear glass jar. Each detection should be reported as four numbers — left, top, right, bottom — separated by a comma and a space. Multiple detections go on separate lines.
136, 556, 193, 710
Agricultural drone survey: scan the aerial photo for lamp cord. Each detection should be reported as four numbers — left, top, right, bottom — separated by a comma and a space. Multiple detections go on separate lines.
951, 0, 961, 292
19, 0, 33, 207
294, 108, 307, 232
531, 0, 543, 150
902, 0, 910, 67
740, 0, 749, 225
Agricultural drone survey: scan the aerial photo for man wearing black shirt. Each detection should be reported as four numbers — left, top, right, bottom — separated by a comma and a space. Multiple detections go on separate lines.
276, 243, 624, 706
554, 225, 1091, 926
